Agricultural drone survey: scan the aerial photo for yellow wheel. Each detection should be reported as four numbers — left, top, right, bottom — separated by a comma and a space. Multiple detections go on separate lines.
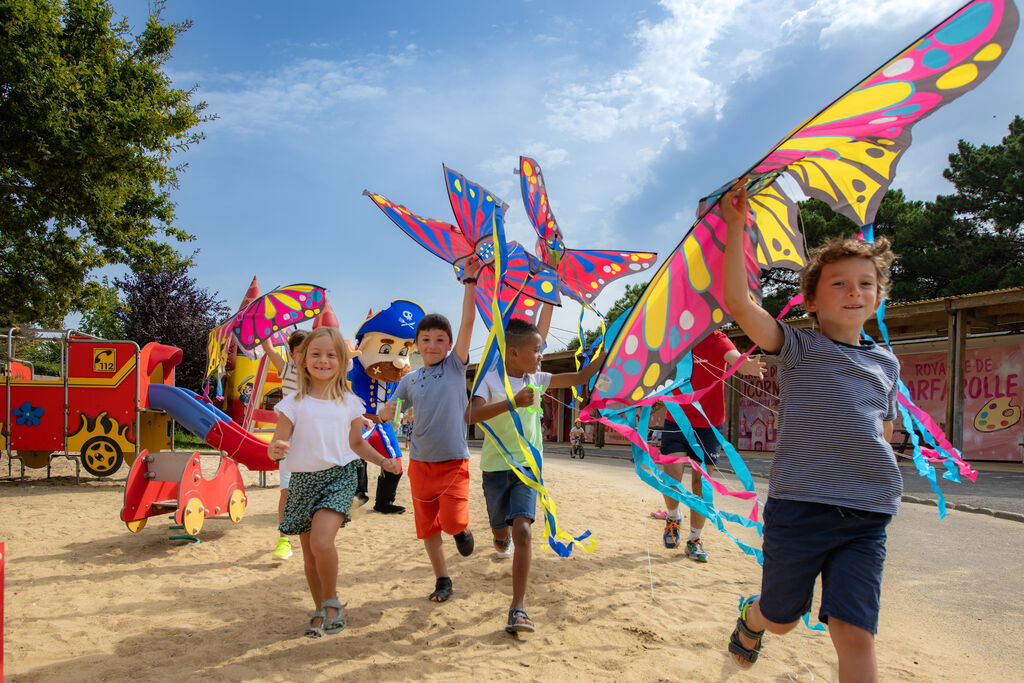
228, 489, 246, 523
125, 518, 147, 533
80, 436, 123, 477
181, 497, 205, 536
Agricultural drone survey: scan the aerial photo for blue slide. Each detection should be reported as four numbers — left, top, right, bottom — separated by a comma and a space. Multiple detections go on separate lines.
148, 384, 278, 471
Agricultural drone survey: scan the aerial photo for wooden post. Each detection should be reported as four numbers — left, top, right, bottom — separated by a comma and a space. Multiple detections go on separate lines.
944, 308, 967, 450
727, 374, 739, 444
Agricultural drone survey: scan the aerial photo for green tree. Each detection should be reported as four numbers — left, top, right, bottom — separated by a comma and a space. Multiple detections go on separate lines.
116, 266, 228, 392
0, 0, 209, 327
77, 276, 126, 339
943, 115, 1024, 236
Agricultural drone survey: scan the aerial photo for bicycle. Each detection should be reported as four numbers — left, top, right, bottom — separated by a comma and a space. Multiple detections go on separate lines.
569, 436, 585, 459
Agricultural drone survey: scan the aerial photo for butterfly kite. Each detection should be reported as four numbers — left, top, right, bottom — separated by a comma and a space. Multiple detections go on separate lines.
518, 156, 657, 307
205, 283, 327, 381
364, 165, 561, 327
585, 0, 1018, 558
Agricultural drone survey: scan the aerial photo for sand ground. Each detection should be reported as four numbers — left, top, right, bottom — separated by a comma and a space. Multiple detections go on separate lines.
2, 449, 1022, 681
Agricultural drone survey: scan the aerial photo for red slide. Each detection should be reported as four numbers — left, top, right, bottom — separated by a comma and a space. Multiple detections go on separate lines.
204, 419, 279, 472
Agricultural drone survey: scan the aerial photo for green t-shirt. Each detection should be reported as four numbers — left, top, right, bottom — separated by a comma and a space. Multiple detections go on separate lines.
474, 369, 552, 472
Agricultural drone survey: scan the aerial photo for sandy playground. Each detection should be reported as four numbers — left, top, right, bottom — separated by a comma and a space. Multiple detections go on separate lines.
2, 448, 1023, 681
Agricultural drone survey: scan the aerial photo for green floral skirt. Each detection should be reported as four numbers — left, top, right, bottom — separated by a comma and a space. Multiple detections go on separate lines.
279, 462, 358, 535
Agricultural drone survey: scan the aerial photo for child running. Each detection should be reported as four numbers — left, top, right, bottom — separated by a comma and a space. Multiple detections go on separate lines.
261, 329, 308, 561
379, 259, 481, 602
721, 186, 900, 681
465, 317, 603, 634
268, 327, 401, 638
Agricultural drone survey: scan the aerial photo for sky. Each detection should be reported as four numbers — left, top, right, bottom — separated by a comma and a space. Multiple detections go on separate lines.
107, 0, 1024, 360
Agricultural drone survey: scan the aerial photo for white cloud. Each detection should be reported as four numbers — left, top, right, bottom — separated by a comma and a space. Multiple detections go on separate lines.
785, 0, 963, 44
545, 1, 743, 145
196, 49, 417, 134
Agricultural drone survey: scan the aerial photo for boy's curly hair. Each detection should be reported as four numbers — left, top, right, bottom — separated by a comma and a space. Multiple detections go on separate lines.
800, 235, 895, 318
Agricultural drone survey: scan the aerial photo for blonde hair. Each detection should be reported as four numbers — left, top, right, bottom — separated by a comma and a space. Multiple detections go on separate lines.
294, 327, 353, 402
800, 235, 895, 319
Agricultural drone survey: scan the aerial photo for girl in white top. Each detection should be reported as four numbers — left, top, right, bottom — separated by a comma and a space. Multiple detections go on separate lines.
269, 327, 400, 638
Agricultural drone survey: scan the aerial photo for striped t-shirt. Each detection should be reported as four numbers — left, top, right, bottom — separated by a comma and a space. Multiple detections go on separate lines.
280, 361, 299, 397
768, 322, 902, 515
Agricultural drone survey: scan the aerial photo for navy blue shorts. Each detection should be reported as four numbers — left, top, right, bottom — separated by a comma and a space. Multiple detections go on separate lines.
759, 498, 892, 634
659, 426, 721, 467
481, 469, 537, 530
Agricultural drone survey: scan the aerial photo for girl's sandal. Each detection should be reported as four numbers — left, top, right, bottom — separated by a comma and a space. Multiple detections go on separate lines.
321, 598, 348, 634
305, 610, 327, 639
727, 596, 764, 665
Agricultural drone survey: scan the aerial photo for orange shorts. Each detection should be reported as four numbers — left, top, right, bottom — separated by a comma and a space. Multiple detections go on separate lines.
407, 458, 470, 539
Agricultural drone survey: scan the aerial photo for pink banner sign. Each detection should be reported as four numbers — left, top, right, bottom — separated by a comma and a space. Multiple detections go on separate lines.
737, 343, 1024, 462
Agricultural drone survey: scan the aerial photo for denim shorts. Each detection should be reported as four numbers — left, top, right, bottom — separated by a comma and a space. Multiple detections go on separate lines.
658, 426, 721, 467
481, 469, 537, 530
758, 498, 892, 634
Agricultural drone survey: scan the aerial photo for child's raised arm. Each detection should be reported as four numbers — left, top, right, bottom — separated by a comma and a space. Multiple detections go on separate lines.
537, 302, 554, 342
721, 187, 784, 354
454, 259, 482, 364
260, 338, 287, 374
548, 353, 606, 390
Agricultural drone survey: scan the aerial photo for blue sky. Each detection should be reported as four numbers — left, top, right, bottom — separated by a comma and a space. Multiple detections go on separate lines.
109, 0, 1024, 359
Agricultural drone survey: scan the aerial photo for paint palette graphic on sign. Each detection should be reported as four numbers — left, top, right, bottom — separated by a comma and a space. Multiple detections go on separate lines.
973, 398, 1022, 432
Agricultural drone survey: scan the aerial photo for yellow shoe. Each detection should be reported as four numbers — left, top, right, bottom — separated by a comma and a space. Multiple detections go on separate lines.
272, 536, 293, 560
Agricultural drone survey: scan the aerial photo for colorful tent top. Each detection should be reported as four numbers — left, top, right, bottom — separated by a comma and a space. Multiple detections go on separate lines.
364, 165, 561, 327
518, 156, 658, 307
592, 0, 1018, 412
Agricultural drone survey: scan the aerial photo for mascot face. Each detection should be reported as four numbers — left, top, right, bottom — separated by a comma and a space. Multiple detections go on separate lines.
358, 331, 414, 383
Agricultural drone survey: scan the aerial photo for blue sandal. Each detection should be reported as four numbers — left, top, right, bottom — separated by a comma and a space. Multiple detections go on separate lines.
505, 607, 535, 634
305, 610, 326, 639
322, 598, 347, 634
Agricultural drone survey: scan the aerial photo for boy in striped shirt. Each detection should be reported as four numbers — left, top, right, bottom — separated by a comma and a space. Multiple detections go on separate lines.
722, 187, 900, 682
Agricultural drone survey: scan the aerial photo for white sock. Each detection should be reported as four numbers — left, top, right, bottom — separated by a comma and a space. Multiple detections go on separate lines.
667, 508, 683, 521
688, 528, 703, 542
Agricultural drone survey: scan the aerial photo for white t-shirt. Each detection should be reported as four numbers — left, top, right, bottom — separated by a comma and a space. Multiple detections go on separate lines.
274, 392, 365, 472
473, 369, 552, 472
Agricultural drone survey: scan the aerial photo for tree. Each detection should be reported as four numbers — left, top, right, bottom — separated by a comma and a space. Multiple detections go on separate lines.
116, 266, 228, 392
77, 276, 125, 339
565, 282, 647, 352
943, 115, 1024, 236
0, 0, 209, 327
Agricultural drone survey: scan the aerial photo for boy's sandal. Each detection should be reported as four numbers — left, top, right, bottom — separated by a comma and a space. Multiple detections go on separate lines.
727, 598, 764, 665
321, 598, 348, 634
505, 607, 535, 634
429, 576, 453, 602
493, 536, 511, 551
305, 609, 327, 639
